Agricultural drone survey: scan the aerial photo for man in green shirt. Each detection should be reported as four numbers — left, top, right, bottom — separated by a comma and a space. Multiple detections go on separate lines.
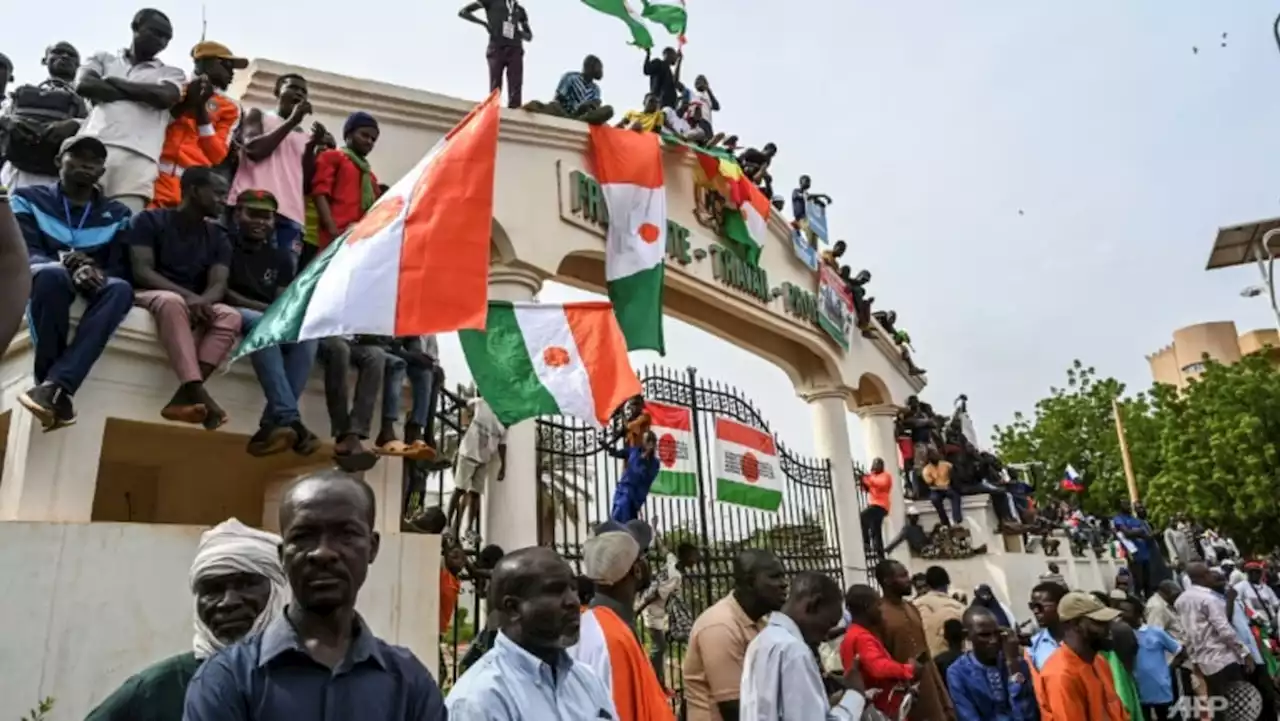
86, 518, 288, 721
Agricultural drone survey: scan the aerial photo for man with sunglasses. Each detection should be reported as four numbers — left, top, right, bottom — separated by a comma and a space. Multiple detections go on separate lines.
150, 41, 247, 208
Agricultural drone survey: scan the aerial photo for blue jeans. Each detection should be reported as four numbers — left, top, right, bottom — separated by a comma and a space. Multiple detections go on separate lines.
930, 487, 963, 526
239, 308, 317, 427
383, 357, 434, 429
28, 264, 133, 394
274, 216, 304, 271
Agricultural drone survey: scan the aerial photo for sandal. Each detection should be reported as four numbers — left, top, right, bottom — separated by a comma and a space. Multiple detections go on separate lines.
162, 403, 208, 425
375, 439, 415, 457
405, 440, 438, 462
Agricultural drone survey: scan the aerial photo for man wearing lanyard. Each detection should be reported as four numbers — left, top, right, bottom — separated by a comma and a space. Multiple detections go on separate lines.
458, 0, 533, 109
11, 136, 135, 430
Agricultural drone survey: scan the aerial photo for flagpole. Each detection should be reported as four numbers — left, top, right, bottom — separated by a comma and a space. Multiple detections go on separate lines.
1112, 397, 1139, 504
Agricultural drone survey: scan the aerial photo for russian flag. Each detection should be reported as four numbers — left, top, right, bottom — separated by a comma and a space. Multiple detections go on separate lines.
1061, 465, 1085, 493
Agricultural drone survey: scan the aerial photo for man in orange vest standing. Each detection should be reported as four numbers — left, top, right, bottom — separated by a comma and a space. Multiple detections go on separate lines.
150, 41, 246, 208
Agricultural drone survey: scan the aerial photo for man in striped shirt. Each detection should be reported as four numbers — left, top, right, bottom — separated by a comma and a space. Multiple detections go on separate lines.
525, 55, 613, 124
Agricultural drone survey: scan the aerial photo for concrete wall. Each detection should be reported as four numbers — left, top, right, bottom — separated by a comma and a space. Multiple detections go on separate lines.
905, 495, 1126, 626
0, 522, 440, 721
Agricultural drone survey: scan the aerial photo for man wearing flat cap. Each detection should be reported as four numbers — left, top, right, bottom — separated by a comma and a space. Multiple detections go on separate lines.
569, 520, 673, 721
150, 41, 247, 208
1038, 591, 1127, 720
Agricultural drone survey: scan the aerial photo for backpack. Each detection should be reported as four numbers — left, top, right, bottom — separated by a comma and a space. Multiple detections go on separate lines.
3, 83, 84, 175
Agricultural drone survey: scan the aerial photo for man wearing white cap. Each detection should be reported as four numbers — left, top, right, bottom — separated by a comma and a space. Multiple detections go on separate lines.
86, 518, 287, 721
569, 521, 673, 721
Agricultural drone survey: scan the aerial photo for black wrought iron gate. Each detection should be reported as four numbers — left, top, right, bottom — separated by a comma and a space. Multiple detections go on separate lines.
535, 365, 844, 712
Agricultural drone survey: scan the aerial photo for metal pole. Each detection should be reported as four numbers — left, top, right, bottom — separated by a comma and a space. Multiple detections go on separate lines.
684, 366, 715, 608
1112, 398, 1139, 504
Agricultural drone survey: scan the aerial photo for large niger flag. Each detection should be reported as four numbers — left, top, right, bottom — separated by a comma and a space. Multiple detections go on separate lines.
713, 417, 783, 511
581, 0, 655, 49
232, 91, 500, 360
646, 401, 695, 496
570, 606, 675, 721
459, 302, 642, 427
590, 125, 666, 354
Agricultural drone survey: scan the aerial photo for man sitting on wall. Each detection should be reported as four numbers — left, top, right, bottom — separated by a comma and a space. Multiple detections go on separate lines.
524, 54, 614, 125
222, 189, 321, 458
86, 518, 288, 720
13, 136, 133, 430
128, 166, 241, 429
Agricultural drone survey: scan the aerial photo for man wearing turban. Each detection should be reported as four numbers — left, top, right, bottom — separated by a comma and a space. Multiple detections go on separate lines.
86, 518, 288, 720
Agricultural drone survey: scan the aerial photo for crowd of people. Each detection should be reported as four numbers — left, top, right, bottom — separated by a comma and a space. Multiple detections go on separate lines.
0, 11, 468, 480
77, 460, 1280, 721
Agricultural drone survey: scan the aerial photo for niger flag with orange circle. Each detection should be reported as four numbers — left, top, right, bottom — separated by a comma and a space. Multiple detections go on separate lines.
590, 125, 667, 356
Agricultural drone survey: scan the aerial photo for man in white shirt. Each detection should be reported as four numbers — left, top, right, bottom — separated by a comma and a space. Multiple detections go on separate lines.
1235, 561, 1280, 628
637, 527, 700, 689
73, 9, 185, 212
740, 571, 866, 720
447, 394, 506, 544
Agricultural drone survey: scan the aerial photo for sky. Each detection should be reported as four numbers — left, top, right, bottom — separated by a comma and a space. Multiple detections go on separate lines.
8, 0, 1280, 460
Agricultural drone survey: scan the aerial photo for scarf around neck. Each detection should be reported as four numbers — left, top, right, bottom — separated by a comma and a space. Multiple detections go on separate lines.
342, 147, 375, 213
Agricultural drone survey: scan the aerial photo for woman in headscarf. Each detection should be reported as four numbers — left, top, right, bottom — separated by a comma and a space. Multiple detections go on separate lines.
86, 518, 288, 721
969, 584, 1018, 630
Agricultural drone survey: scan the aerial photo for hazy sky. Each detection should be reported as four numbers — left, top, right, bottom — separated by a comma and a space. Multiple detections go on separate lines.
9, 0, 1280, 460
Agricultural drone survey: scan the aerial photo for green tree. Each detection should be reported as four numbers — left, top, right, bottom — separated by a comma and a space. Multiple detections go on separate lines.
1145, 354, 1280, 552
992, 360, 1160, 516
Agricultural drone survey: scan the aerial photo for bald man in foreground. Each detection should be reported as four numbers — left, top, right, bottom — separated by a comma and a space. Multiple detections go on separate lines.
447, 547, 617, 720
184, 469, 446, 720
0, 188, 32, 354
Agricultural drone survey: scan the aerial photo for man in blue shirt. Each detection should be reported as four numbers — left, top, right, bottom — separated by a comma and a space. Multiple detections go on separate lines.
946, 606, 1038, 721
608, 429, 661, 523
446, 546, 616, 720
13, 135, 133, 430
1113, 501, 1153, 598
1115, 592, 1186, 719
183, 469, 447, 720
1027, 581, 1067, 671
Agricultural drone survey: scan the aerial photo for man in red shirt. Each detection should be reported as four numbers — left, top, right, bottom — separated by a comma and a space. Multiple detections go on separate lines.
311, 111, 380, 249
841, 584, 921, 719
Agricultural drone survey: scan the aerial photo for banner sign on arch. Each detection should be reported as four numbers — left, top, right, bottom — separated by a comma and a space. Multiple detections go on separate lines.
817, 265, 853, 350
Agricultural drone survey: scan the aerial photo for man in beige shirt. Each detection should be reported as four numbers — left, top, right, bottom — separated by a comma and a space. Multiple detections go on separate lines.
683, 549, 787, 721
912, 565, 967, 658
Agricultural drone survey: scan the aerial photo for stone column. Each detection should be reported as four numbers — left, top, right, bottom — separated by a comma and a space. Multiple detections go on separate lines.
483, 265, 544, 552
0, 402, 108, 522
854, 403, 906, 560
801, 387, 867, 585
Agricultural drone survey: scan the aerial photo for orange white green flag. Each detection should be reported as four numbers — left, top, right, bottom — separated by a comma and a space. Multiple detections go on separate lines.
713, 417, 783, 511
646, 401, 696, 497
590, 125, 666, 355
231, 90, 501, 361
459, 301, 643, 427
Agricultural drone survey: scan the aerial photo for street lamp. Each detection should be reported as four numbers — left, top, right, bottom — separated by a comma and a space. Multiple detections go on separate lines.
1249, 228, 1280, 331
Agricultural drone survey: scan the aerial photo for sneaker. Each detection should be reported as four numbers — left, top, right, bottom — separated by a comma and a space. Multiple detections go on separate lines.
50, 387, 77, 430
246, 425, 297, 457
18, 384, 58, 429
291, 422, 322, 456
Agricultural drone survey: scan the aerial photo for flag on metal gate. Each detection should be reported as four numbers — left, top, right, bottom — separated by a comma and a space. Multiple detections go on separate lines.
713, 417, 782, 511
646, 401, 695, 496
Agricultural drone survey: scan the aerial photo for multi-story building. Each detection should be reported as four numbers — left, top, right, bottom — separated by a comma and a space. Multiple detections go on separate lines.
1146, 321, 1280, 388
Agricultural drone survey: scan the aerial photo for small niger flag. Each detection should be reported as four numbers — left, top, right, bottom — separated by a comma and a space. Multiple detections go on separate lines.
646, 401, 695, 496
459, 301, 642, 427
232, 90, 501, 361
713, 417, 783, 511
590, 125, 666, 355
